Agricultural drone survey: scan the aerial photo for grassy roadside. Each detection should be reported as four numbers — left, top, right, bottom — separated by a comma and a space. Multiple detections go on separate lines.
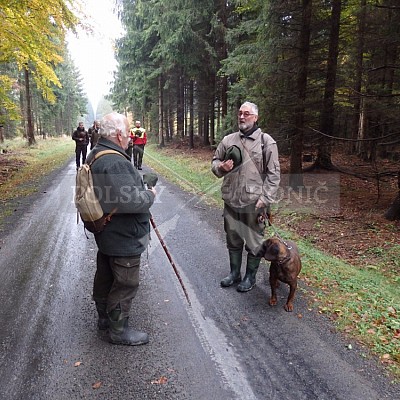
144, 144, 400, 381
0, 136, 74, 220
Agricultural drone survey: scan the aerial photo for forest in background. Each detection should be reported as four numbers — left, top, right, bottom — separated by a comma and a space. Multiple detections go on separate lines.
0, 1, 399, 219
0, 1, 90, 142
111, 0, 400, 219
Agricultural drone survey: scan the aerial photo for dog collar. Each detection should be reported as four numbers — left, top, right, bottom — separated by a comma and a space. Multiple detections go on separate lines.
277, 248, 291, 265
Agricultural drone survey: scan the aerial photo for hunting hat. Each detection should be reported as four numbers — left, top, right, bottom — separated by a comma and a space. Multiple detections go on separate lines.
224, 145, 242, 167
143, 173, 158, 188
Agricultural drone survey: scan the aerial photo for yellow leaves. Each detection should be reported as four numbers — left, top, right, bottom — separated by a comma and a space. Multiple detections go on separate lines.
0, 0, 81, 108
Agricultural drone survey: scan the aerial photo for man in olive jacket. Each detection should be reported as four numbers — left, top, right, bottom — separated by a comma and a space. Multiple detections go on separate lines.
212, 101, 280, 292
72, 122, 89, 169
86, 112, 156, 346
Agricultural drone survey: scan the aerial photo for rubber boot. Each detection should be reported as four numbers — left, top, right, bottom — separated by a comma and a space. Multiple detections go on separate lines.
220, 250, 242, 287
108, 308, 149, 346
237, 254, 261, 292
95, 302, 109, 330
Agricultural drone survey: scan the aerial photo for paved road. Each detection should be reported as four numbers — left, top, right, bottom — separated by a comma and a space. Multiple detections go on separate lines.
0, 160, 398, 400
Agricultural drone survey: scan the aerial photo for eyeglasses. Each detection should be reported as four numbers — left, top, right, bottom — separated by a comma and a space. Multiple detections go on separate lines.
238, 111, 255, 117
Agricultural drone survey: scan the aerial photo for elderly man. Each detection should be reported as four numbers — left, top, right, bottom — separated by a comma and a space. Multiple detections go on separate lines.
86, 112, 156, 346
211, 101, 280, 292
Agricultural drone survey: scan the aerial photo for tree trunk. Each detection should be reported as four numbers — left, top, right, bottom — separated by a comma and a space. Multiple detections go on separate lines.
385, 170, 400, 220
176, 72, 184, 138
158, 74, 165, 148
289, 0, 312, 188
24, 68, 36, 146
313, 0, 342, 170
203, 107, 210, 146
189, 79, 194, 149
352, 0, 366, 153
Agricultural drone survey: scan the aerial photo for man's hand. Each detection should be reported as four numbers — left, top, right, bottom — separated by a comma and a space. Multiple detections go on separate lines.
255, 198, 266, 209
219, 159, 234, 172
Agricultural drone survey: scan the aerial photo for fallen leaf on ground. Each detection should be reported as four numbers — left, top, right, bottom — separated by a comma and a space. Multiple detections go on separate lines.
151, 376, 168, 385
92, 381, 102, 389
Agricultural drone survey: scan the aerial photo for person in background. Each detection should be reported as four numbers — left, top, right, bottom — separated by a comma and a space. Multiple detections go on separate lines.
211, 101, 280, 292
88, 120, 100, 150
130, 120, 147, 170
126, 130, 134, 162
86, 112, 156, 346
72, 122, 89, 170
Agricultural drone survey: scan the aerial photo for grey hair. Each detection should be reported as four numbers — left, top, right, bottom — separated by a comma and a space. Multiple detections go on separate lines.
99, 112, 129, 138
241, 101, 258, 116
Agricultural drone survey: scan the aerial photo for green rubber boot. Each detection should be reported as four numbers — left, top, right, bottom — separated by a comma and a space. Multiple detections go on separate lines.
237, 254, 261, 292
108, 308, 149, 346
95, 302, 109, 330
220, 250, 242, 287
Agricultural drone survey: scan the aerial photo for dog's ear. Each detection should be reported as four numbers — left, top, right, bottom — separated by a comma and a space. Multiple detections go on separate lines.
254, 239, 270, 259
262, 239, 281, 261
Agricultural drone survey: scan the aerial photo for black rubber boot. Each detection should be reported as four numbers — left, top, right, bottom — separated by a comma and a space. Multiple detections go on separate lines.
95, 302, 109, 330
220, 250, 242, 287
108, 308, 149, 346
237, 254, 261, 292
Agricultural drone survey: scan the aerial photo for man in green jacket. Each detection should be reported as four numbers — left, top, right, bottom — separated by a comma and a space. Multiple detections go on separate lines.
211, 101, 280, 292
86, 112, 156, 346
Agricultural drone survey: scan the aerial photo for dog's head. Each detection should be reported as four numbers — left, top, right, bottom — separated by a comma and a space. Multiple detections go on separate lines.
256, 238, 286, 262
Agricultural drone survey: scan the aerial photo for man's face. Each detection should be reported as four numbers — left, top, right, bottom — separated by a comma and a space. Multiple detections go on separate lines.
238, 106, 258, 132
79, 122, 84, 129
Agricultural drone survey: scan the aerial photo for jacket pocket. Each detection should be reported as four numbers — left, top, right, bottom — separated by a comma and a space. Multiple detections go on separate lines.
114, 257, 140, 268
245, 178, 263, 203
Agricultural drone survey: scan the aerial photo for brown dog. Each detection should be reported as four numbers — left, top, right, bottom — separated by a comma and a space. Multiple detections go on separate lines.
257, 238, 302, 312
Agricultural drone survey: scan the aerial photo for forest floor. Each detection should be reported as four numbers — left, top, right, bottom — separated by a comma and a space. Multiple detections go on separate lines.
160, 140, 400, 280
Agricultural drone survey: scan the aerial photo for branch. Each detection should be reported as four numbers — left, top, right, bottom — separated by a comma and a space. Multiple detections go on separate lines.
307, 126, 400, 142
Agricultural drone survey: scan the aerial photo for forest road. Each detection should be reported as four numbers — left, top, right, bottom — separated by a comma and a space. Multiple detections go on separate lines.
0, 159, 398, 400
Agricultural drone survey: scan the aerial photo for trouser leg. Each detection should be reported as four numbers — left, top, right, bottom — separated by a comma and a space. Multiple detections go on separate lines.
75, 147, 82, 168
102, 255, 148, 346
221, 204, 245, 287
106, 255, 141, 318
133, 146, 139, 167
224, 203, 266, 292
81, 146, 87, 165
93, 252, 141, 323
137, 145, 144, 168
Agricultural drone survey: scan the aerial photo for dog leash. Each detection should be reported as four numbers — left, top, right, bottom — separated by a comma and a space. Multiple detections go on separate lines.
266, 215, 292, 250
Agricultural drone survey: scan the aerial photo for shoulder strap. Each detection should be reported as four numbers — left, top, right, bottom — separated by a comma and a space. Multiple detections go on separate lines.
88, 150, 125, 167
261, 134, 266, 176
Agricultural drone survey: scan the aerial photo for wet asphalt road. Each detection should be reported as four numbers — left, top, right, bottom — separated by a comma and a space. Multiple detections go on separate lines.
0, 159, 398, 400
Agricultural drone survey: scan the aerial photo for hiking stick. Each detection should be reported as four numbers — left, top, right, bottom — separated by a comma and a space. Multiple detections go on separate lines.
149, 214, 191, 306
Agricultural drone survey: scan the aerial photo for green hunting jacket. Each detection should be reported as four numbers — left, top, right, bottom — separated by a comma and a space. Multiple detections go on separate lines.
86, 138, 155, 257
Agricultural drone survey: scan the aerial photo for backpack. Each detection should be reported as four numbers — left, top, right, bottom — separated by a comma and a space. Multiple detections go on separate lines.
74, 150, 124, 234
